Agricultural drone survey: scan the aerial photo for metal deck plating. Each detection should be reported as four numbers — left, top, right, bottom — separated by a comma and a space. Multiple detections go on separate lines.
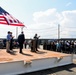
0, 49, 73, 75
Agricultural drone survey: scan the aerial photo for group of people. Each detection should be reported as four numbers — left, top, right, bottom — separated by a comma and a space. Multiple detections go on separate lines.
43, 40, 76, 54
6, 31, 25, 54
30, 34, 40, 52
6, 31, 40, 54
6, 31, 14, 53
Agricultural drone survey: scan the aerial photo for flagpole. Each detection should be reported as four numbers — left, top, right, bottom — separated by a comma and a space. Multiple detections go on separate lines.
16, 27, 18, 38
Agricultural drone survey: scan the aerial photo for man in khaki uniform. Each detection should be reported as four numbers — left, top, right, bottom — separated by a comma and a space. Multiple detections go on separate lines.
6, 31, 11, 53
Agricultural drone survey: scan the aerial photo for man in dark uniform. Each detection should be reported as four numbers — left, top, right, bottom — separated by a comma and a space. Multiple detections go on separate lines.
18, 31, 25, 53
34, 34, 40, 52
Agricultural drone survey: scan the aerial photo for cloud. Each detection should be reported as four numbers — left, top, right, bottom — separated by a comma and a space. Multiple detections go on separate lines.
25, 8, 76, 39
33, 8, 62, 24
66, 2, 72, 6
61, 10, 76, 27
60, 10, 76, 38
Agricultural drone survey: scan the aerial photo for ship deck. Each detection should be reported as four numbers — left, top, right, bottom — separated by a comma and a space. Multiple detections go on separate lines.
0, 49, 73, 75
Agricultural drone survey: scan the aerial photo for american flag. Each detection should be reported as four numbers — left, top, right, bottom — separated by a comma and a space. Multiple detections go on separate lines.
0, 7, 24, 26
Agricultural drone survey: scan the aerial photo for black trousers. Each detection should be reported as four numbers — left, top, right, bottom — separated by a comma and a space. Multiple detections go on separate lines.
35, 41, 38, 51
10, 40, 13, 50
19, 43, 23, 53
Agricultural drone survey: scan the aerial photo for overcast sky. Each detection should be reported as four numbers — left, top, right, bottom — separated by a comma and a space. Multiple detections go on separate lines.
0, 0, 76, 39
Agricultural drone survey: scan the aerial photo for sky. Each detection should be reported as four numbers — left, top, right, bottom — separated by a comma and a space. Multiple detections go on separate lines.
0, 0, 76, 39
